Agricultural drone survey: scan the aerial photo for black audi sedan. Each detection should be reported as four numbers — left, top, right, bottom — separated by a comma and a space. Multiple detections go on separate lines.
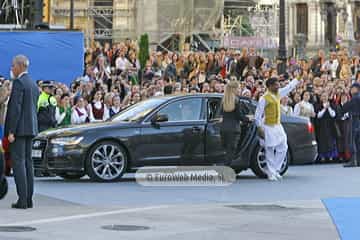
32, 94, 317, 182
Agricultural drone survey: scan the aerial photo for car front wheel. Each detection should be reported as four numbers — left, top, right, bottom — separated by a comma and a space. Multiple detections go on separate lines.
250, 144, 289, 178
86, 141, 128, 182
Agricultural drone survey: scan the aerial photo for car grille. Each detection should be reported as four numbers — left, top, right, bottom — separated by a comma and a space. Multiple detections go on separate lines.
32, 139, 47, 168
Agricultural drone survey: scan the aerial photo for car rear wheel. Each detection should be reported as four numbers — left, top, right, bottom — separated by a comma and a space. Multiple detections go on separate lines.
86, 141, 127, 182
58, 173, 85, 180
250, 143, 289, 178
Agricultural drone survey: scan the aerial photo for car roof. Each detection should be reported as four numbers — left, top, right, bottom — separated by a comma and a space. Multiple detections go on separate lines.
157, 93, 223, 101
154, 94, 257, 105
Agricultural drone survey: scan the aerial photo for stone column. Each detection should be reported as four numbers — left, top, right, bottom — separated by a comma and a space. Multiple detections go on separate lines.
307, 1, 318, 47
319, 2, 326, 47
288, 2, 296, 48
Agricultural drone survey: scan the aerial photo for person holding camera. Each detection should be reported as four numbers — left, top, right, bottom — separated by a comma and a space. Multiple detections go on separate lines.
321, 51, 339, 80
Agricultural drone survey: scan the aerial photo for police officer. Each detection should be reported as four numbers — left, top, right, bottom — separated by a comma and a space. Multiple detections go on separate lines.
342, 83, 360, 167
37, 81, 57, 132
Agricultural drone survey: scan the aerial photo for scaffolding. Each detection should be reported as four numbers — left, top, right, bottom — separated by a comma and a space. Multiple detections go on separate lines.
49, 0, 223, 48
0, 0, 33, 26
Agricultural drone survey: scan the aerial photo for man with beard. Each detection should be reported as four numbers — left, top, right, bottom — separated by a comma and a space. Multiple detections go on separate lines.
255, 77, 301, 181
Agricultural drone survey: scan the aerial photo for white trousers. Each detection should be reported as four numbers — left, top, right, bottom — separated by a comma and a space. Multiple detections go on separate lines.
265, 140, 288, 176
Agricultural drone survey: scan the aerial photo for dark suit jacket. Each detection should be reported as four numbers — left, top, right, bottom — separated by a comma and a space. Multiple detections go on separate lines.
4, 73, 40, 137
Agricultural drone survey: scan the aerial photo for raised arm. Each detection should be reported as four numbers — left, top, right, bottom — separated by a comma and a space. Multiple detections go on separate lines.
279, 79, 300, 98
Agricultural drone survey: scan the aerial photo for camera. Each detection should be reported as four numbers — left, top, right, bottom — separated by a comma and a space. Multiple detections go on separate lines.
306, 84, 313, 92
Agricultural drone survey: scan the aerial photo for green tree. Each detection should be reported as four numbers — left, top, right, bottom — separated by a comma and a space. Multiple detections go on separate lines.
138, 33, 150, 70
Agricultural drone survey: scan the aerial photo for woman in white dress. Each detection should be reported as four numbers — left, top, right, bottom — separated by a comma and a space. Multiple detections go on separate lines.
71, 96, 89, 124
88, 90, 109, 122
294, 91, 315, 119
280, 96, 293, 116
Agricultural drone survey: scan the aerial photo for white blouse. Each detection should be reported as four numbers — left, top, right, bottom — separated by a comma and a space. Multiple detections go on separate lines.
281, 105, 293, 116
88, 101, 110, 122
71, 107, 88, 125
294, 101, 315, 118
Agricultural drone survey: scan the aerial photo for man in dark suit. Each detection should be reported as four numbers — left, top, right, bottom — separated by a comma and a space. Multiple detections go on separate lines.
4, 55, 40, 209
342, 83, 360, 168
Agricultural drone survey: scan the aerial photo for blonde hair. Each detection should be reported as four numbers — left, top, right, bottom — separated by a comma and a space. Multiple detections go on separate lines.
222, 80, 239, 112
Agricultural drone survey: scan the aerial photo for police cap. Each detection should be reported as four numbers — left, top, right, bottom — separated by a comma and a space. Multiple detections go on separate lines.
41, 80, 55, 88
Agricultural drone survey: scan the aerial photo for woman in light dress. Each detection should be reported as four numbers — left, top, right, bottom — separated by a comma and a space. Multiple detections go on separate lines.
294, 91, 315, 119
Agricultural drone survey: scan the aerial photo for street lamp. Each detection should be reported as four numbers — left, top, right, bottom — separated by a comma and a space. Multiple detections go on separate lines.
70, 0, 74, 29
277, 0, 286, 75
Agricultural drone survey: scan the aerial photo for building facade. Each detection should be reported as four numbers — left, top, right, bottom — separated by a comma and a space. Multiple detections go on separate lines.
48, 0, 223, 48
47, 0, 360, 50
287, 0, 358, 49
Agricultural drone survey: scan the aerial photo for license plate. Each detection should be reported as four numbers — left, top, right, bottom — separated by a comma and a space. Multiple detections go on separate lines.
32, 149, 42, 158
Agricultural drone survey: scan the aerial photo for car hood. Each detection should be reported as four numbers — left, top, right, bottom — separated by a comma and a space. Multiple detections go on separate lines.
37, 121, 134, 138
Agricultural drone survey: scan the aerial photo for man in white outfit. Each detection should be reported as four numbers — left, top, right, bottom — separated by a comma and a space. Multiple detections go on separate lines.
255, 77, 302, 181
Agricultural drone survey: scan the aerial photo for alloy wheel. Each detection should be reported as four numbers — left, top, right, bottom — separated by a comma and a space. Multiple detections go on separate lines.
256, 146, 288, 175
91, 144, 125, 181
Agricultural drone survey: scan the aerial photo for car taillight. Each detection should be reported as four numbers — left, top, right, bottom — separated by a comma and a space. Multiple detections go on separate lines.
307, 122, 314, 134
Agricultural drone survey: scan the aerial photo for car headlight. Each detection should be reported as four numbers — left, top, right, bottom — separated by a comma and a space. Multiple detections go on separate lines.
51, 137, 84, 146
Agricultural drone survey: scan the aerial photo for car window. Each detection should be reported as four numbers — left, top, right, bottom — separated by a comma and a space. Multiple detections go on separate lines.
208, 98, 222, 120
157, 98, 204, 122
112, 98, 166, 122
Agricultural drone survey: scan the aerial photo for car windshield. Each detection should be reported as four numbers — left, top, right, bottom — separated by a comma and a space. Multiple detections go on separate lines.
111, 98, 166, 122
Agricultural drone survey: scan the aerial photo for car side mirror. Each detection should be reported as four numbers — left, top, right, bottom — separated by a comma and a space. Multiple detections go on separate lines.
151, 114, 169, 125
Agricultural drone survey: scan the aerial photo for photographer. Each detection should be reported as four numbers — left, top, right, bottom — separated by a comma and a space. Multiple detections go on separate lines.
321, 51, 340, 80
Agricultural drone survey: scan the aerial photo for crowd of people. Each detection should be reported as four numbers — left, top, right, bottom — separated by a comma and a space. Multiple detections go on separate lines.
1, 40, 360, 164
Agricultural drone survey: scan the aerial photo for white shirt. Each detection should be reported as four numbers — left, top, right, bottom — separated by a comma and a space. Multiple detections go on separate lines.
115, 56, 130, 71
323, 60, 339, 79
294, 101, 315, 118
88, 101, 109, 122
317, 106, 336, 118
255, 79, 299, 128
55, 107, 66, 124
111, 106, 121, 116
17, 71, 28, 79
71, 107, 88, 125
255, 79, 299, 147
93, 66, 111, 76
281, 105, 293, 116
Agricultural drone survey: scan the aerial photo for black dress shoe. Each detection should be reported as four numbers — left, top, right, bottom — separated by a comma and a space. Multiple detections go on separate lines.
27, 201, 33, 208
11, 202, 27, 209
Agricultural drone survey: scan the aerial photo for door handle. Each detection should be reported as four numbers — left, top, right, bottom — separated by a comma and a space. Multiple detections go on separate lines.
192, 127, 202, 133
